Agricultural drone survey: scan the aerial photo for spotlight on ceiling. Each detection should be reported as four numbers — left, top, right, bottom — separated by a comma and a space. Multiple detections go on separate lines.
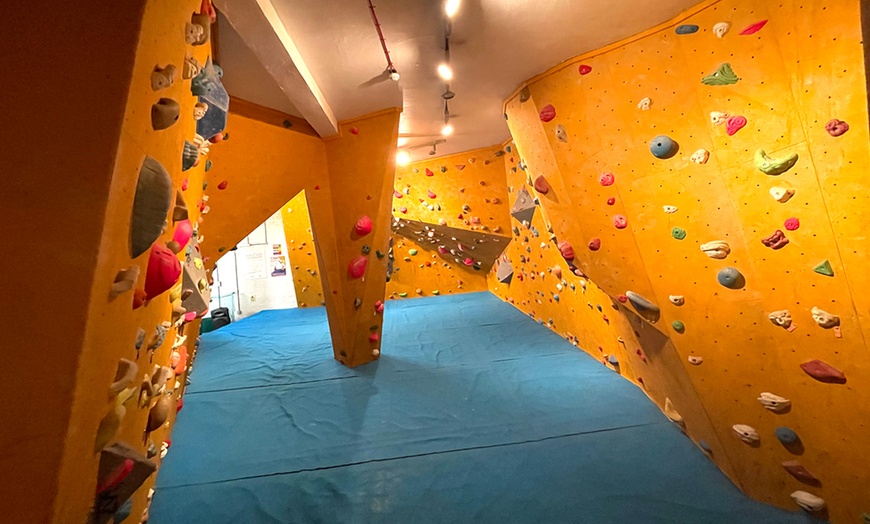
389, 67, 400, 81
442, 89, 455, 100
437, 64, 453, 81
445, 0, 460, 18
429, 144, 438, 156
397, 137, 409, 147
441, 123, 454, 136
396, 150, 411, 165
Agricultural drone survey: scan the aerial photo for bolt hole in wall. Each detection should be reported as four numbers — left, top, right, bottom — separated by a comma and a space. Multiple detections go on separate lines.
211, 209, 297, 320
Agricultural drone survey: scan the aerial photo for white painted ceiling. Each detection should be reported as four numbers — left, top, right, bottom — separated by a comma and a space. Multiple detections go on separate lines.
218, 0, 702, 160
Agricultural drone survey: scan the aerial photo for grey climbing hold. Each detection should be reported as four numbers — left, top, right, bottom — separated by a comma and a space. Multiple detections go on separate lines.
511, 187, 536, 225
607, 354, 619, 366
625, 291, 661, 323
699, 440, 712, 453
496, 259, 514, 284
775, 426, 799, 445
717, 267, 744, 289
675, 24, 699, 34
649, 135, 679, 159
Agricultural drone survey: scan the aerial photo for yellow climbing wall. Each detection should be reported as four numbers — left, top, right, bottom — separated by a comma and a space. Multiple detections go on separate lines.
388, 145, 512, 298
498, 0, 870, 520
281, 191, 325, 308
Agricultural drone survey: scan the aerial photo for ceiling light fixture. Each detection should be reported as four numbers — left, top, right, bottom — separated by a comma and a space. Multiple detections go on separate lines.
396, 150, 411, 165
437, 63, 453, 81
388, 68, 400, 81
441, 123, 454, 136
445, 0, 461, 18
367, 0, 400, 82
441, 89, 455, 100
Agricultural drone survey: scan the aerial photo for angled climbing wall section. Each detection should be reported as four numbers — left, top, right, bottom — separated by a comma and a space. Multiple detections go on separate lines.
281, 191, 325, 308
495, 0, 870, 520
387, 146, 512, 298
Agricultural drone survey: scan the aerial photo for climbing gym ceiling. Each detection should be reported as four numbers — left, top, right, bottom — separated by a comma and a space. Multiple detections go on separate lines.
215, 0, 702, 160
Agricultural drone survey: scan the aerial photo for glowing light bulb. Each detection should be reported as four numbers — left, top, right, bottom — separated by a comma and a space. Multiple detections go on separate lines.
396, 150, 411, 165
389, 68, 400, 81
437, 64, 453, 81
445, 0, 460, 17
397, 137, 409, 147
441, 124, 454, 136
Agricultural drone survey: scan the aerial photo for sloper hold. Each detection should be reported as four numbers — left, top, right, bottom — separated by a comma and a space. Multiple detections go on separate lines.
732, 424, 759, 444
755, 149, 799, 175
782, 461, 820, 484
510, 187, 536, 225
663, 398, 685, 426
800, 359, 846, 383
770, 186, 795, 203
625, 291, 660, 323
533, 175, 550, 194
791, 491, 825, 512
702, 63, 739, 85
131, 157, 172, 258
757, 392, 791, 412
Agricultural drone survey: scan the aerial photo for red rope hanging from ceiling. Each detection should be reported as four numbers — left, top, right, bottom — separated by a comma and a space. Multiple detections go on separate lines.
366, 0, 395, 71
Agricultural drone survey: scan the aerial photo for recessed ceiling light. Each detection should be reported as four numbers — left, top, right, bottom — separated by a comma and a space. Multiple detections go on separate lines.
437, 64, 453, 81
396, 150, 411, 165
445, 0, 460, 18
397, 137, 409, 147
441, 123, 454, 136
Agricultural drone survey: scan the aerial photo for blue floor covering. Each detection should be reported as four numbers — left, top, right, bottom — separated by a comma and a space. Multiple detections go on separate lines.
151, 292, 811, 523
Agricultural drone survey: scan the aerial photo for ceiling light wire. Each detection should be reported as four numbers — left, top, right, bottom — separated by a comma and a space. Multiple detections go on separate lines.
366, 0, 399, 80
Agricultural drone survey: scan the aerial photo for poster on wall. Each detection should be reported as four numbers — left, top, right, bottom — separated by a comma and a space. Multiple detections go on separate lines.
242, 248, 267, 279
271, 256, 287, 277
272, 243, 284, 256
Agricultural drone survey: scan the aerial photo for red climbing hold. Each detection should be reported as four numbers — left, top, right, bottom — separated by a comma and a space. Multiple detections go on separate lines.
425, 168, 434, 177
132, 288, 147, 310
617, 294, 627, 303
176, 397, 184, 413
355, 215, 373, 236
438, 246, 448, 254
558, 241, 575, 261
348, 256, 368, 279
607, 197, 616, 205
534, 175, 550, 194
800, 359, 846, 383
350, 127, 360, 135
400, 207, 407, 214
588, 238, 601, 251
784, 217, 800, 231
394, 190, 403, 198
578, 64, 592, 75
314, 185, 320, 190
539, 104, 556, 123
181, 178, 189, 191
726, 116, 747, 136
427, 190, 437, 199
145, 243, 182, 299
208, 133, 224, 144
739, 20, 768, 35
217, 180, 228, 190
369, 333, 379, 343
599, 173, 615, 186
375, 300, 385, 313
613, 215, 627, 229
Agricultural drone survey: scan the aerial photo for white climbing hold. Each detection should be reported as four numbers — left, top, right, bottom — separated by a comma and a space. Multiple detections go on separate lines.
768, 310, 794, 330
769, 187, 795, 203
732, 424, 759, 444
713, 22, 731, 38
669, 295, 685, 306
688, 355, 703, 365
710, 111, 730, 125
757, 392, 791, 413
637, 97, 651, 110
811, 307, 840, 329
700, 241, 731, 259
664, 398, 684, 426
690, 149, 710, 164
791, 491, 826, 512
663, 205, 678, 214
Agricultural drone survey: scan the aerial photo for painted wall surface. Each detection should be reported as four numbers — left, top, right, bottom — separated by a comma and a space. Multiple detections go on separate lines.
281, 191, 325, 308
0, 1, 147, 521
41, 0, 215, 521
499, 0, 870, 520
388, 146, 512, 298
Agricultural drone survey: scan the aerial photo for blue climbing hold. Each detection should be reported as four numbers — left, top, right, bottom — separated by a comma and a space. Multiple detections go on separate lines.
717, 267, 744, 289
607, 354, 619, 366
675, 24, 700, 34
775, 426, 799, 445
650, 135, 679, 159
699, 440, 712, 453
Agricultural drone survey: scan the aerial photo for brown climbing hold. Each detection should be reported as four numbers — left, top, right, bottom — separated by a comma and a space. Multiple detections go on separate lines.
534, 176, 550, 194
800, 359, 846, 384
825, 119, 849, 137
558, 241, 575, 261
761, 230, 789, 250
588, 238, 601, 251
539, 104, 556, 122
217, 180, 228, 190
782, 461, 820, 485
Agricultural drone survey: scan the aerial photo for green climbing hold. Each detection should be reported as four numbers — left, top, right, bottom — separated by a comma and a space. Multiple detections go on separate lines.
409, 249, 418, 256
202, 180, 208, 190
362, 245, 371, 254
205, 159, 213, 171
399, 292, 408, 297
814, 260, 834, 276
701, 63, 739, 86
672, 320, 685, 333
754, 149, 798, 176
218, 246, 226, 253
672, 227, 687, 240
432, 290, 440, 295
376, 250, 385, 259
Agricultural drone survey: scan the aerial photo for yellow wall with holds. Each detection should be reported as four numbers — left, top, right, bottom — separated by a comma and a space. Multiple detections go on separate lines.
281, 191, 325, 308
498, 0, 870, 520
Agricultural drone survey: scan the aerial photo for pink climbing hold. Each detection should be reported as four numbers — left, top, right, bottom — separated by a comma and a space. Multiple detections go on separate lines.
438, 246, 449, 254
354, 215, 373, 236
534, 175, 550, 194
218, 180, 228, 190
784, 217, 800, 231
181, 178, 189, 191
607, 197, 616, 205
578, 64, 592, 75
172, 220, 193, 251
558, 241, 575, 261
617, 294, 627, 303
400, 207, 407, 214
427, 190, 437, 199
183, 311, 197, 323
425, 168, 434, 177
348, 256, 368, 279
800, 359, 846, 383
726, 116, 747, 136
539, 104, 556, 123
144, 243, 182, 299
825, 119, 849, 137
613, 215, 627, 229
375, 300, 384, 314
588, 238, 601, 251
739, 20, 768, 35
350, 127, 360, 135
599, 173, 615, 186
463, 257, 474, 266
369, 333, 379, 343
176, 397, 184, 413
456, 164, 466, 170
394, 190, 403, 199
457, 242, 468, 252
